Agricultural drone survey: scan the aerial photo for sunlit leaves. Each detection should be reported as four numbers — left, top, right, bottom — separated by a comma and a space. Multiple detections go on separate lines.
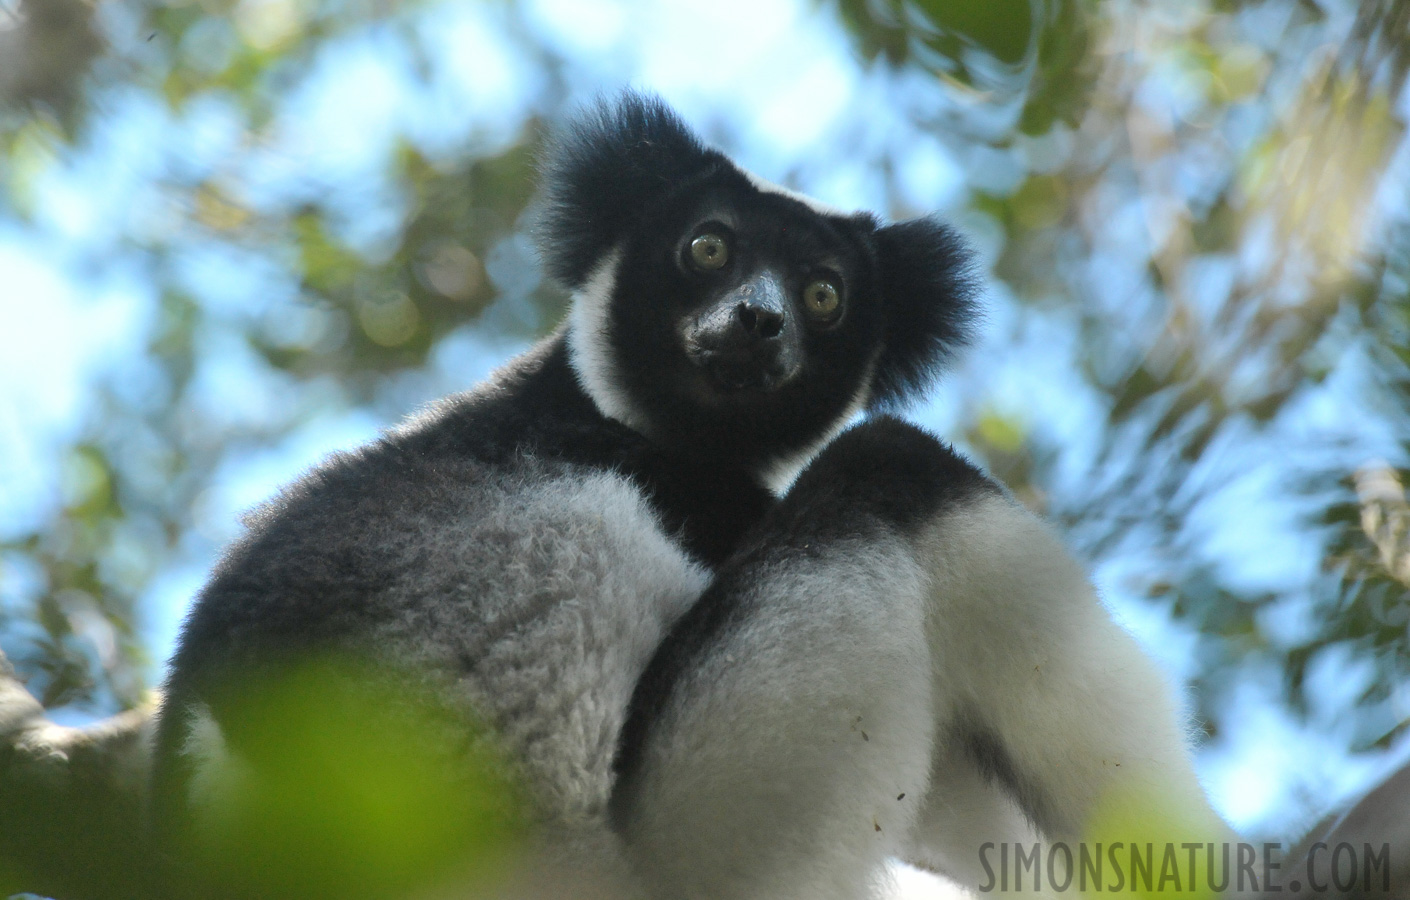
233, 0, 315, 52
357, 291, 421, 347
295, 209, 362, 294
1351, 463, 1410, 588
179, 656, 527, 900
835, 0, 1034, 69
967, 407, 1044, 512
833, 0, 1097, 132
60, 446, 115, 519
1243, 63, 1403, 282
192, 181, 253, 231
1, 116, 62, 217
416, 242, 486, 303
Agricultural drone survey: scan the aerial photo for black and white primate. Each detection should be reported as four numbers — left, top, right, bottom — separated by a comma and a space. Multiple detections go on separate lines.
152, 93, 1236, 898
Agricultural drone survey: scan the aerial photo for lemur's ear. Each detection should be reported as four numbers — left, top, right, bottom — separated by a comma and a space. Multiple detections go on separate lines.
869, 217, 981, 409
536, 91, 722, 288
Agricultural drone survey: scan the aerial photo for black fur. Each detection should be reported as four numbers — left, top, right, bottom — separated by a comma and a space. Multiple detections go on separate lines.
151, 336, 776, 851
537, 92, 979, 474
597, 173, 883, 470
537, 92, 728, 288
163, 337, 775, 667
870, 217, 981, 409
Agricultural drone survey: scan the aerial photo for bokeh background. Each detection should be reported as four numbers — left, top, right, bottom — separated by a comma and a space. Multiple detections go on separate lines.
1, 0, 1407, 847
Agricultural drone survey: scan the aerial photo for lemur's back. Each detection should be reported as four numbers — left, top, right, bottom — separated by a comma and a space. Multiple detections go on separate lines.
153, 335, 768, 845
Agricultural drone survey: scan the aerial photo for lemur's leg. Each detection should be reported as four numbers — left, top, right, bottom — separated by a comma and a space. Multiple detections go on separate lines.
610, 419, 954, 900
905, 743, 1046, 890
613, 417, 1235, 899
904, 478, 1238, 884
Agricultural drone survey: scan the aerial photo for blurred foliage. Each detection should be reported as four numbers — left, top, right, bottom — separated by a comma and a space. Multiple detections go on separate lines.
176, 656, 526, 900
0, 0, 102, 128
0, 654, 525, 900
0, 0, 1408, 850
833, 0, 1099, 134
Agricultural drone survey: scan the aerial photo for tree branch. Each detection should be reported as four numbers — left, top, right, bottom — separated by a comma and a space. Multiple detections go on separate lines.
0, 649, 155, 900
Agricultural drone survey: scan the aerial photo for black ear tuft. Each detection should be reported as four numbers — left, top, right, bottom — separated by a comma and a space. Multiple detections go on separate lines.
535, 91, 721, 288
869, 217, 981, 409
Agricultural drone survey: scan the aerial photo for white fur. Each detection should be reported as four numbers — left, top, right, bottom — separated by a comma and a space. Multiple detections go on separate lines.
905, 495, 1238, 892
567, 250, 658, 436
174, 464, 703, 897
757, 359, 876, 494
371, 464, 710, 829
916, 496, 1221, 829
623, 536, 936, 900
745, 170, 854, 219
621, 491, 1234, 899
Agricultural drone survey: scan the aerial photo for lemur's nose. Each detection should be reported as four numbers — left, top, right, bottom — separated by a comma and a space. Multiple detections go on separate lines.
736, 301, 785, 339
682, 268, 803, 392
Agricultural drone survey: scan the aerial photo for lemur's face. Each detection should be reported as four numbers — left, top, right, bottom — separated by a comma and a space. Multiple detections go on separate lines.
575, 172, 886, 469
543, 94, 976, 476
650, 180, 878, 403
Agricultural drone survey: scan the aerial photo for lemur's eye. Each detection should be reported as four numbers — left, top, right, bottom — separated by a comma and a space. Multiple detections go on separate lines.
690, 233, 729, 270
802, 279, 841, 320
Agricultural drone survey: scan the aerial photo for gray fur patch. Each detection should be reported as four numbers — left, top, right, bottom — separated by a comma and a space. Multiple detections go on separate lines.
366, 461, 708, 827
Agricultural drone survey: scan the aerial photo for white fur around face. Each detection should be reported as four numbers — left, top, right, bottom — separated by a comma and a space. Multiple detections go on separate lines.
567, 249, 658, 437
757, 358, 876, 494
744, 170, 854, 219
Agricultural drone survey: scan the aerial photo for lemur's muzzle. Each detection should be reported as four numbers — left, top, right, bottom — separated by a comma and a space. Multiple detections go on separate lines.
682, 271, 803, 393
